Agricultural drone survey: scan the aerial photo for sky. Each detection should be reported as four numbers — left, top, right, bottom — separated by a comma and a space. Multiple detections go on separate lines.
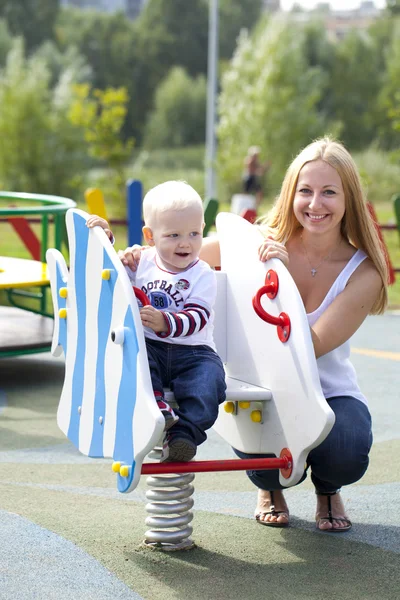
281, 0, 386, 10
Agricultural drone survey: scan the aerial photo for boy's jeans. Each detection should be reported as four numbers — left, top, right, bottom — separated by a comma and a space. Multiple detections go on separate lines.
146, 338, 226, 446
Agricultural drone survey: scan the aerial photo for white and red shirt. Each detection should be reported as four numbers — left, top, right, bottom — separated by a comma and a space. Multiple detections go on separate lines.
125, 247, 217, 351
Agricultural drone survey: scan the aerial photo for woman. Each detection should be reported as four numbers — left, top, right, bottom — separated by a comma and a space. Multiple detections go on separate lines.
120, 137, 388, 532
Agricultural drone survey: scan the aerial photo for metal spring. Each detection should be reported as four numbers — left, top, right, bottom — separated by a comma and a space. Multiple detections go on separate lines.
143, 453, 196, 551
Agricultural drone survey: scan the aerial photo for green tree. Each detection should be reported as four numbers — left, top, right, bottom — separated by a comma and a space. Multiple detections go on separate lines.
34, 41, 92, 88
0, 0, 60, 52
217, 15, 329, 196
0, 18, 12, 66
136, 0, 209, 77
56, 1, 264, 143
56, 8, 135, 90
56, 8, 139, 137
329, 30, 382, 150
68, 83, 134, 199
0, 38, 86, 196
376, 19, 400, 148
144, 67, 206, 149
129, 0, 208, 141
386, 0, 400, 15
218, 0, 263, 61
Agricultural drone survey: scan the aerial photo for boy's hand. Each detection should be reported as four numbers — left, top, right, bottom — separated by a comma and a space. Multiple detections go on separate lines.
118, 245, 143, 272
86, 215, 113, 242
140, 305, 168, 333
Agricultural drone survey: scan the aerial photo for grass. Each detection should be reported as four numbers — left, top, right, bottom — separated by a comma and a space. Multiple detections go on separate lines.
0, 146, 400, 308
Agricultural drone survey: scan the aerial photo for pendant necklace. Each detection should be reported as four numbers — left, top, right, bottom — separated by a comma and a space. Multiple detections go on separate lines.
300, 234, 341, 277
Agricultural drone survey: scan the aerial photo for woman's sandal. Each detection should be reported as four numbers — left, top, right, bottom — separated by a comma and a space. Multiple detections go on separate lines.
255, 490, 289, 528
315, 490, 352, 533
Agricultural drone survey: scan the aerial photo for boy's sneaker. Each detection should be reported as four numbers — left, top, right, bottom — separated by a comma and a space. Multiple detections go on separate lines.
160, 436, 197, 463
156, 399, 179, 431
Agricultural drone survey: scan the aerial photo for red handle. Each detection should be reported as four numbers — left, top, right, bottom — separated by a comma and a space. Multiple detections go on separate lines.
252, 272, 291, 343
133, 286, 151, 306
253, 286, 285, 326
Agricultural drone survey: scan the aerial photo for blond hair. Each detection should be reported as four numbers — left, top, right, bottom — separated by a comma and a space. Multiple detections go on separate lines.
143, 180, 203, 227
259, 137, 388, 314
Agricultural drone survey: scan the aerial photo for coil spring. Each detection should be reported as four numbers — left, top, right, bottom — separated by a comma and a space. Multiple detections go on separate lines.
143, 448, 196, 551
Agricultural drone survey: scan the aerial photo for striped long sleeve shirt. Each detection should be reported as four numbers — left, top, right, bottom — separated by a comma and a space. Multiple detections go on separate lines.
125, 247, 217, 351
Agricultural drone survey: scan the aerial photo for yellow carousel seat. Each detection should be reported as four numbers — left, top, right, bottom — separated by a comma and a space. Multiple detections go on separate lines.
0, 256, 49, 289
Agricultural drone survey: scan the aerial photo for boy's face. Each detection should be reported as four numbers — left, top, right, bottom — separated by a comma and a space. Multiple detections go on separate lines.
144, 204, 205, 272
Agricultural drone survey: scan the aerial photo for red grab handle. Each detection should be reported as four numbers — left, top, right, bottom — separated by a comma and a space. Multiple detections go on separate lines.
133, 286, 151, 306
252, 271, 291, 343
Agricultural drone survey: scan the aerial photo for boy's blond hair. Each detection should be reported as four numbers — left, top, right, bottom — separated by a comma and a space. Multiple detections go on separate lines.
143, 181, 203, 227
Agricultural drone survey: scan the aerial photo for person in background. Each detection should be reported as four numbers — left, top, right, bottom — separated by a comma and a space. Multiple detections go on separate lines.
242, 145, 271, 208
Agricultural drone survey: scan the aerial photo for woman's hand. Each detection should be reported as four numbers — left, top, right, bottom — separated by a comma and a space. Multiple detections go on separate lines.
86, 215, 113, 241
140, 305, 168, 333
258, 237, 289, 268
118, 245, 144, 272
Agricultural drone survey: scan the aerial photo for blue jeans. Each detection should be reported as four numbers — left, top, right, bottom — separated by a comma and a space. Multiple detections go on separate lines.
234, 396, 373, 494
146, 338, 226, 446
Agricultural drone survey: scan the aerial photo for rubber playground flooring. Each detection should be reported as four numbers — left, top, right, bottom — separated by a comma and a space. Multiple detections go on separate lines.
0, 314, 399, 600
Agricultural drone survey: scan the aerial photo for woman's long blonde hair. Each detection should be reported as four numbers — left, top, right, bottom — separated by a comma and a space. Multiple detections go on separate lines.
259, 137, 388, 314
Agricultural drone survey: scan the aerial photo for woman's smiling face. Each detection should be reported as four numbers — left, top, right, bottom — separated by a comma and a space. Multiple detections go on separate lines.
293, 159, 346, 235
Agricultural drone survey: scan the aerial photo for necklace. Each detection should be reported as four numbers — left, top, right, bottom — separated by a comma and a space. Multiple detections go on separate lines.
300, 234, 341, 277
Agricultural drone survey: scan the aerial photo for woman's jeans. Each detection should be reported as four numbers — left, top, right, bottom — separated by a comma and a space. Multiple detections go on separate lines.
146, 338, 226, 446
234, 396, 373, 494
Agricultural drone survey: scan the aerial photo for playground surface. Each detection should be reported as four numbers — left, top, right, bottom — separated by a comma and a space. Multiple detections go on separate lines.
0, 313, 399, 600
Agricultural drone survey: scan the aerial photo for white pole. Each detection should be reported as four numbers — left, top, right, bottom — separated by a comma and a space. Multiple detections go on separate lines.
205, 0, 219, 200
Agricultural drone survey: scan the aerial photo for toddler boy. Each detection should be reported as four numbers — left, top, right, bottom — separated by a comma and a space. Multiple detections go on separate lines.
87, 181, 226, 462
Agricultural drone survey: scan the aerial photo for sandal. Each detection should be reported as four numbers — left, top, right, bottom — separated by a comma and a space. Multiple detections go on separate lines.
315, 490, 352, 533
255, 490, 289, 528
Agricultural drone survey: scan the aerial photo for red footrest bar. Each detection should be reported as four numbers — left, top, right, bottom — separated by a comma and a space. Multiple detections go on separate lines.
141, 455, 292, 476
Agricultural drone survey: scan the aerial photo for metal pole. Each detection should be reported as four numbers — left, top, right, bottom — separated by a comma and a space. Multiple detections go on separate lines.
141, 456, 292, 475
205, 0, 219, 200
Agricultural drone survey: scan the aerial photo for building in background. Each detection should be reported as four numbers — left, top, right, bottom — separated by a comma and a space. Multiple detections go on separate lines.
263, 0, 281, 11
286, 1, 382, 41
323, 1, 382, 41
60, 0, 147, 19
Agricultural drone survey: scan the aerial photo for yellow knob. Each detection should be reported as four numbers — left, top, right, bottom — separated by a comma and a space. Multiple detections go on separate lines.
224, 401, 235, 414
59, 287, 68, 298
112, 461, 121, 473
102, 269, 111, 280
251, 410, 262, 423
59, 308, 67, 319
120, 465, 130, 477
238, 401, 250, 409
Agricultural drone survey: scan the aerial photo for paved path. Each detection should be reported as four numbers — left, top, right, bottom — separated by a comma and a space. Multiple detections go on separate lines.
0, 314, 399, 600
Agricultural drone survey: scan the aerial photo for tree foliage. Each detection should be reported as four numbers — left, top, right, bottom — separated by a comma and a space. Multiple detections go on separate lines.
144, 67, 206, 149
217, 15, 330, 195
0, 18, 12, 66
69, 84, 134, 166
0, 38, 86, 196
219, 0, 263, 59
0, 0, 60, 52
328, 30, 382, 150
55, 0, 263, 142
69, 84, 134, 198
376, 19, 400, 148
34, 40, 92, 88
386, 0, 400, 15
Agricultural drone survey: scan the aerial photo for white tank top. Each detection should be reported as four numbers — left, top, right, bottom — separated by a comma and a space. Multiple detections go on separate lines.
307, 249, 368, 406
